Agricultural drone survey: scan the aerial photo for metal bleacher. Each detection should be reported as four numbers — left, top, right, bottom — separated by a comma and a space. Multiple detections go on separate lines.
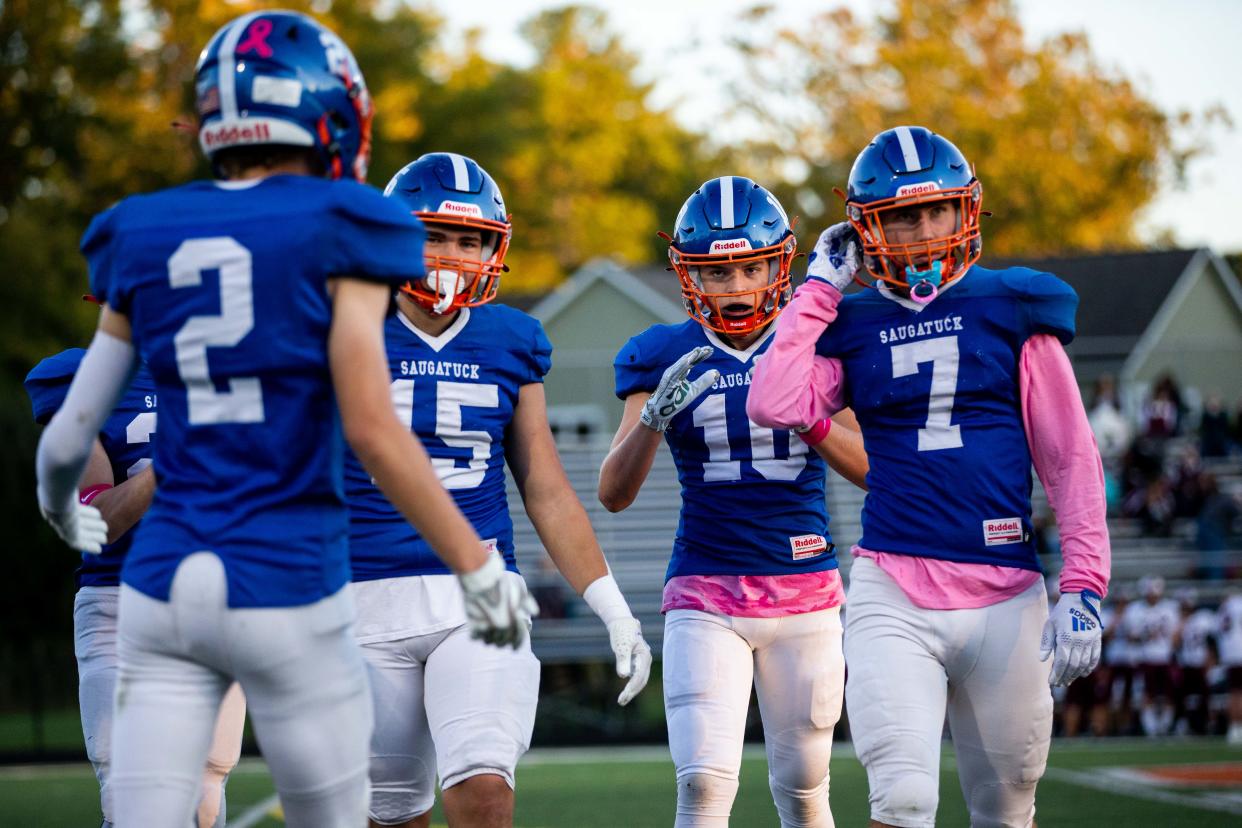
518, 442, 1242, 664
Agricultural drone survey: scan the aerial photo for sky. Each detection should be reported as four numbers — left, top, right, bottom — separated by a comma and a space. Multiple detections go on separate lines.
419, 0, 1241, 253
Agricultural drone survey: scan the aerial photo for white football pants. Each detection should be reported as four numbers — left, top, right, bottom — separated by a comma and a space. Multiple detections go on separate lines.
73, 585, 245, 828
844, 557, 1053, 828
664, 607, 844, 828
112, 552, 373, 828
362, 621, 540, 823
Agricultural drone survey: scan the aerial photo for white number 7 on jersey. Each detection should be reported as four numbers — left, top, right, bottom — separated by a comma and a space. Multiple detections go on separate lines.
890, 335, 963, 452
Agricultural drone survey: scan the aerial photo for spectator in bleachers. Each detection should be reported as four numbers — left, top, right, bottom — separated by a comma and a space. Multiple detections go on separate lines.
1123, 476, 1176, 537
1172, 444, 1207, 518
1122, 576, 1180, 736
1199, 393, 1232, 458
1141, 373, 1184, 440
1232, 396, 1242, 452
1172, 589, 1217, 735
1089, 374, 1132, 463
1195, 472, 1241, 581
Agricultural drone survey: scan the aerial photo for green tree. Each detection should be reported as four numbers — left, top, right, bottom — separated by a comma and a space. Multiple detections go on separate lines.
401, 6, 715, 292
729, 0, 1224, 257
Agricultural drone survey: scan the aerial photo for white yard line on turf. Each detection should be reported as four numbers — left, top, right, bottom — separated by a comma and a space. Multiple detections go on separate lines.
228, 793, 281, 828
1043, 766, 1242, 816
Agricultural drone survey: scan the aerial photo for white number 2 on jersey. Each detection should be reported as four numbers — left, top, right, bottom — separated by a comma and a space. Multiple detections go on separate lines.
167, 237, 265, 425
890, 335, 963, 451
692, 392, 809, 482
390, 379, 499, 490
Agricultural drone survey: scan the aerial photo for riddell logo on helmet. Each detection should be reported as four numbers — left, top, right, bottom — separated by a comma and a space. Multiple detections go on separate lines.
438, 200, 484, 217
896, 181, 940, 197
789, 534, 828, 560
202, 122, 272, 148
709, 238, 752, 253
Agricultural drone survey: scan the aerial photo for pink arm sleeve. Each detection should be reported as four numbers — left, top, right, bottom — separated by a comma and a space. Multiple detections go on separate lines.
1020, 334, 1111, 598
747, 280, 847, 429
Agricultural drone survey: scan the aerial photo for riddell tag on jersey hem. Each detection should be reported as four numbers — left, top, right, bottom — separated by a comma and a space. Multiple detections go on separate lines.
982, 518, 1023, 546
790, 534, 828, 560
482, 538, 499, 555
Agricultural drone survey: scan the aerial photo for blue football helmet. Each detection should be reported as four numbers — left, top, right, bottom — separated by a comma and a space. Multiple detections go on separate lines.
384, 153, 512, 315
195, 11, 373, 182
667, 176, 796, 335
845, 126, 982, 298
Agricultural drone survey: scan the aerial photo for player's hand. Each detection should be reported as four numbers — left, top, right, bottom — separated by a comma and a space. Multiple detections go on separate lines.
39, 500, 108, 554
458, 549, 539, 649
607, 617, 652, 706
641, 346, 719, 432
805, 222, 860, 292
1039, 589, 1103, 687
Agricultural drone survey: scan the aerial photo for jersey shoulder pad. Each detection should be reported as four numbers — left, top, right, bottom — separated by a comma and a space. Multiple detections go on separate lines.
995, 266, 1077, 345
483, 304, 553, 383
81, 201, 127, 309
326, 180, 427, 287
614, 320, 699, 399
24, 348, 87, 424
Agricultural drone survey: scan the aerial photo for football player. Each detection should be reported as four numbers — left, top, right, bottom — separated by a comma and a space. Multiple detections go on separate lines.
25, 345, 246, 828
34, 11, 534, 827
1172, 588, 1217, 735
748, 126, 1111, 828
1218, 589, 1242, 743
1121, 575, 1180, 735
347, 153, 652, 828
599, 176, 868, 828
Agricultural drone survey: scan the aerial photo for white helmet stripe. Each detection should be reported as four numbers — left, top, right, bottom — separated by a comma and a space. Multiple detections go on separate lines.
448, 153, 470, 191
719, 175, 735, 229
895, 126, 922, 171
218, 12, 263, 123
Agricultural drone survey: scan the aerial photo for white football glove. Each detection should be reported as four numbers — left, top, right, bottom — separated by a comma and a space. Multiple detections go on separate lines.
1039, 589, 1103, 687
608, 617, 653, 706
458, 550, 539, 649
805, 222, 861, 292
641, 346, 719, 432
39, 500, 108, 555
584, 574, 652, 706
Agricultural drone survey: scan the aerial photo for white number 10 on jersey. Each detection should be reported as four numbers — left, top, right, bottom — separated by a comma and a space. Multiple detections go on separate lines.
692, 393, 809, 482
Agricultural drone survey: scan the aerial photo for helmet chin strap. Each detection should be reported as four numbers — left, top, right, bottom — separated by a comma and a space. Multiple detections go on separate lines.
904, 260, 943, 305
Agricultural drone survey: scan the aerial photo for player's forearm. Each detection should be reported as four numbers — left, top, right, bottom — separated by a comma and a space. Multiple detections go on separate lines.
811, 415, 869, 490
747, 281, 846, 429
525, 486, 609, 595
1019, 334, 1110, 597
89, 465, 155, 543
352, 423, 488, 574
598, 422, 661, 512
37, 330, 136, 512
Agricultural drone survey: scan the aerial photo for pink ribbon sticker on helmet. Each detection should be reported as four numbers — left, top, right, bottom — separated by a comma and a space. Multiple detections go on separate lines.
238, 19, 274, 58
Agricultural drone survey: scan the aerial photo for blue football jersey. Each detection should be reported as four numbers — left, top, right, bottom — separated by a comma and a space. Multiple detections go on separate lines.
615, 321, 835, 580
25, 349, 158, 588
81, 175, 426, 607
346, 304, 552, 580
815, 265, 1077, 570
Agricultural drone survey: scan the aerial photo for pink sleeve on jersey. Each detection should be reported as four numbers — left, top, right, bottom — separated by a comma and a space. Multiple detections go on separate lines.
746, 280, 847, 429
1020, 333, 1111, 598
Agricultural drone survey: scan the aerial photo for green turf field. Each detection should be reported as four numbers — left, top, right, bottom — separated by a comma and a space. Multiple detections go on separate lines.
1, 740, 1238, 826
